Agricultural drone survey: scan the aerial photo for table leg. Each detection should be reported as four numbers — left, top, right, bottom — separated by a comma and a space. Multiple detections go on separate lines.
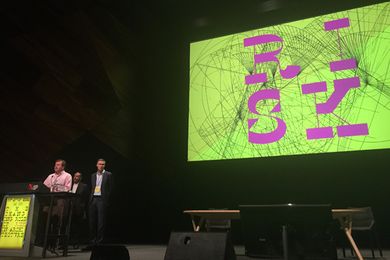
63, 199, 73, 256
282, 225, 288, 260
42, 196, 54, 258
344, 227, 363, 260
196, 218, 205, 232
190, 216, 197, 232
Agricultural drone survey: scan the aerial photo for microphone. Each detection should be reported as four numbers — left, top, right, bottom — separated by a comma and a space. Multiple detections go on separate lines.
51, 175, 55, 192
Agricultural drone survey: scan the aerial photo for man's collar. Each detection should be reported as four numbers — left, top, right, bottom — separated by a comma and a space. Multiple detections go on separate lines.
55, 170, 64, 176
97, 169, 105, 175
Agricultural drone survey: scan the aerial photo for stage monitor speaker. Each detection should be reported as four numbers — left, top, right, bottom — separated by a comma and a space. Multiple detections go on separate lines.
90, 244, 130, 260
164, 232, 236, 260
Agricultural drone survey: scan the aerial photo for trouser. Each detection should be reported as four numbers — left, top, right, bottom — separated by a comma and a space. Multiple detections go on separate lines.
70, 210, 85, 245
89, 196, 107, 244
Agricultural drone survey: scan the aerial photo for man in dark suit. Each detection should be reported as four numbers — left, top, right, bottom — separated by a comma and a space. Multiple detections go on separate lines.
89, 159, 113, 245
70, 172, 88, 247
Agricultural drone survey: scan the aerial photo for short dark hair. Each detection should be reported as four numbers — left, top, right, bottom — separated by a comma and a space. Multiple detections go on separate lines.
74, 172, 82, 179
97, 158, 106, 163
55, 159, 66, 167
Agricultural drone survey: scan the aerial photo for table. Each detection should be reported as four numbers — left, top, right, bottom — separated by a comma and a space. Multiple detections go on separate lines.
332, 208, 365, 260
184, 208, 364, 260
41, 192, 79, 258
0, 191, 78, 258
183, 210, 240, 232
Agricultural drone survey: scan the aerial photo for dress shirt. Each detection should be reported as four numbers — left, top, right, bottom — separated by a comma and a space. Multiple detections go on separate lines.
93, 170, 105, 196
43, 171, 72, 192
71, 182, 79, 193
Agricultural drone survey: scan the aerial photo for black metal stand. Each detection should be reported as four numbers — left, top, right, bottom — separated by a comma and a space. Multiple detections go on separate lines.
41, 192, 76, 258
282, 225, 288, 260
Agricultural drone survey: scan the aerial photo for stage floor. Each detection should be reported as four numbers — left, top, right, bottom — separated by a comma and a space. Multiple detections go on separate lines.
1, 245, 388, 259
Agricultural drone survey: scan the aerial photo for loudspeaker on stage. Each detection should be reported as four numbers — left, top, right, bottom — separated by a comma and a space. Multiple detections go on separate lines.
164, 232, 236, 260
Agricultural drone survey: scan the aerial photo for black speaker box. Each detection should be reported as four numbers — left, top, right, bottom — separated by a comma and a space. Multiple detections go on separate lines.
164, 232, 236, 260
90, 244, 130, 260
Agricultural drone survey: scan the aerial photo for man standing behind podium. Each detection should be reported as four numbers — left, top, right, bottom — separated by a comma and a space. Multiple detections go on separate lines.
43, 159, 72, 192
89, 158, 113, 245
40, 159, 72, 247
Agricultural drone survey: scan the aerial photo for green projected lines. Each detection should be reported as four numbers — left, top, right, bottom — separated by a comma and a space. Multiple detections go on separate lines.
188, 3, 390, 161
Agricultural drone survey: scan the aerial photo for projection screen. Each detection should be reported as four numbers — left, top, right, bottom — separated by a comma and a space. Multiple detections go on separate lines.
188, 2, 390, 161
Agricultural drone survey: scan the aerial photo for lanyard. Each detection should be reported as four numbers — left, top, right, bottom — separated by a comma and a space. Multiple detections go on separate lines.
96, 173, 103, 186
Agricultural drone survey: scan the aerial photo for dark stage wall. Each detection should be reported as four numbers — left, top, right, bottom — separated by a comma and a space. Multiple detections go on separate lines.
0, 0, 389, 246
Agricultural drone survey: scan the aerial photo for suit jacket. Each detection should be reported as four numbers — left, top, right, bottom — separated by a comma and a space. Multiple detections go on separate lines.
90, 171, 113, 205
75, 182, 88, 196
72, 182, 88, 216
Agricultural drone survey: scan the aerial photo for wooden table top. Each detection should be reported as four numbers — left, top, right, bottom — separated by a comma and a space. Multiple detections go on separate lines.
184, 208, 365, 219
183, 210, 240, 219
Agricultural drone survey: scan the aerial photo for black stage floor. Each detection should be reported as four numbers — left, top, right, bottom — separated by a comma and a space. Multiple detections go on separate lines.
1, 246, 388, 260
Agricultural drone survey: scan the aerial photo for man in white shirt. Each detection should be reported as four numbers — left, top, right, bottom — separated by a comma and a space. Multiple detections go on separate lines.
70, 172, 88, 247
71, 172, 81, 193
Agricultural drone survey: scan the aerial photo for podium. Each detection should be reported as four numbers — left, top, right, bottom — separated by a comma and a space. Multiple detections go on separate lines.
0, 188, 79, 258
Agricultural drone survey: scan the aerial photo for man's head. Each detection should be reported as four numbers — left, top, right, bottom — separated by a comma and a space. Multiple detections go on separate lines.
73, 172, 82, 184
54, 159, 66, 174
96, 159, 106, 172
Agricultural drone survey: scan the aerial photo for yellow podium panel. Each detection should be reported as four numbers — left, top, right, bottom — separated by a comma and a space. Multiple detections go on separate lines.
0, 196, 31, 249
